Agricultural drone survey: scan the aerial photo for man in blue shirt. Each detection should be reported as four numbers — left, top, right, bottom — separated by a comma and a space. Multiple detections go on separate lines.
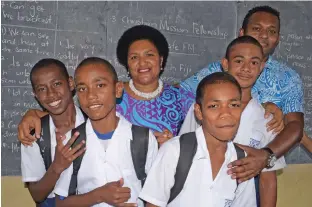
180, 6, 305, 183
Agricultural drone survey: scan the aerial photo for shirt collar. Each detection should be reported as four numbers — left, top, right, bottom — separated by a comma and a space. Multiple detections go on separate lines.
194, 126, 233, 160
86, 112, 133, 140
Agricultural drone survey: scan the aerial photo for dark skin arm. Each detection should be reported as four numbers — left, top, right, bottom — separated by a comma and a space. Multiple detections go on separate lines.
28, 132, 85, 203
301, 132, 312, 153
259, 171, 277, 207
228, 112, 304, 183
56, 179, 137, 207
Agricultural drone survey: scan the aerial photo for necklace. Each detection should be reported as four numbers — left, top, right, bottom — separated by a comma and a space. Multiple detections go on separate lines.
129, 79, 163, 99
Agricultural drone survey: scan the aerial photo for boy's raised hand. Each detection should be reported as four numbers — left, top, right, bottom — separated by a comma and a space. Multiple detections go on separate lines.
52, 131, 86, 175
96, 178, 137, 207
154, 129, 173, 146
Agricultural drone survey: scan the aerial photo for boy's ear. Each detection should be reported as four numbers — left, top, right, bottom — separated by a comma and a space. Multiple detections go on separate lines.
194, 103, 203, 121
115, 81, 124, 98
68, 76, 75, 91
221, 58, 229, 72
239, 28, 244, 37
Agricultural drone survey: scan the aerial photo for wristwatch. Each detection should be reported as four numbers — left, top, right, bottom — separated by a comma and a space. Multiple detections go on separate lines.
262, 147, 277, 169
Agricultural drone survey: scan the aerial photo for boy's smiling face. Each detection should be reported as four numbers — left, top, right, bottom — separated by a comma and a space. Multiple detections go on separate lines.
75, 63, 123, 121
32, 65, 74, 115
222, 43, 265, 89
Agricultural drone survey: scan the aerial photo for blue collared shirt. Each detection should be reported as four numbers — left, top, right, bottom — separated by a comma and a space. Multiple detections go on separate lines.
180, 56, 304, 114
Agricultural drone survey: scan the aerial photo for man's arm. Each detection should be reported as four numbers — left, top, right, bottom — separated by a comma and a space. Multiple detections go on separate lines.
259, 171, 277, 207
301, 132, 312, 153
267, 112, 304, 157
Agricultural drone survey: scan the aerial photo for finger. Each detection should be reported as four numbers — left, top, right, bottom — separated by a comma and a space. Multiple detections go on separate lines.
115, 192, 131, 201
234, 169, 257, 180
56, 132, 66, 146
153, 131, 162, 137
117, 187, 131, 193
273, 122, 284, 134
227, 157, 246, 168
266, 119, 279, 132
68, 148, 86, 162
227, 165, 248, 175
266, 118, 277, 128
264, 109, 271, 119
237, 170, 259, 183
63, 132, 80, 151
33, 118, 42, 139
21, 140, 34, 147
66, 140, 86, 156
118, 178, 124, 187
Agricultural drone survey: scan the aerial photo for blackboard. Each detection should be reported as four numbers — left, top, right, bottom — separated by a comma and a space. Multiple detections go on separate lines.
1, 1, 311, 176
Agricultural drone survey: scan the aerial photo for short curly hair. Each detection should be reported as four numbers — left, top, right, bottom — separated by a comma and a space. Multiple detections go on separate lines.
242, 6, 280, 32
116, 25, 169, 73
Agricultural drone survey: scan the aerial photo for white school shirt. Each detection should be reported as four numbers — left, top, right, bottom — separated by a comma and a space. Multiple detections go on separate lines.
54, 113, 158, 207
21, 106, 86, 198
139, 126, 247, 207
178, 99, 286, 207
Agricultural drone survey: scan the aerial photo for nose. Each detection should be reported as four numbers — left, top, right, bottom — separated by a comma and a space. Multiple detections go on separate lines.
86, 88, 98, 100
241, 62, 251, 73
46, 87, 57, 99
139, 56, 147, 67
219, 106, 232, 119
259, 29, 268, 39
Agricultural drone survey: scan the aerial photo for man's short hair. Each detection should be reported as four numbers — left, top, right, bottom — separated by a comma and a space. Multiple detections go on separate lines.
242, 5, 280, 32
196, 72, 242, 106
76, 57, 118, 82
30, 58, 69, 89
225, 36, 263, 59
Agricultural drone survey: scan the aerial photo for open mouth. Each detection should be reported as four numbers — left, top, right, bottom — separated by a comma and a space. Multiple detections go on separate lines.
138, 68, 151, 73
48, 100, 61, 108
88, 104, 103, 110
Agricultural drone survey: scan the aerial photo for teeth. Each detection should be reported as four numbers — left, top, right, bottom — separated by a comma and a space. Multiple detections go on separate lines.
139, 68, 150, 72
48, 100, 61, 107
89, 104, 101, 109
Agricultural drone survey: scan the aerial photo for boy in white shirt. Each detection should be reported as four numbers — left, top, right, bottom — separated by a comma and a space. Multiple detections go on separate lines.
140, 71, 244, 207
54, 57, 158, 207
178, 36, 286, 207
21, 58, 86, 206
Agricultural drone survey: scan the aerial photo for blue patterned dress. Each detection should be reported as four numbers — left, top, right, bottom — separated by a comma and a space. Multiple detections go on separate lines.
116, 84, 195, 136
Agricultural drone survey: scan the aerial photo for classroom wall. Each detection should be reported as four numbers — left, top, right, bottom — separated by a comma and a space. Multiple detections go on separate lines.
1, 164, 311, 207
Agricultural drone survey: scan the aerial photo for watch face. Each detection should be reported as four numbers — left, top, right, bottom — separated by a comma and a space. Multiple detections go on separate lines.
269, 155, 277, 167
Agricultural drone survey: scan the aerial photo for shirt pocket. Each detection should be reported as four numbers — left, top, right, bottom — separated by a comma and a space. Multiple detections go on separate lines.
249, 128, 264, 149
214, 192, 236, 207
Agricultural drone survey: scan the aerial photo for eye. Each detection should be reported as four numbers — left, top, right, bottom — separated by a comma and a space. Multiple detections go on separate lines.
97, 83, 106, 88
234, 59, 243, 64
37, 87, 45, 92
77, 87, 86, 92
130, 55, 138, 60
208, 104, 218, 109
230, 103, 241, 108
146, 53, 155, 57
268, 29, 277, 35
252, 27, 261, 32
251, 61, 259, 65
54, 81, 62, 87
